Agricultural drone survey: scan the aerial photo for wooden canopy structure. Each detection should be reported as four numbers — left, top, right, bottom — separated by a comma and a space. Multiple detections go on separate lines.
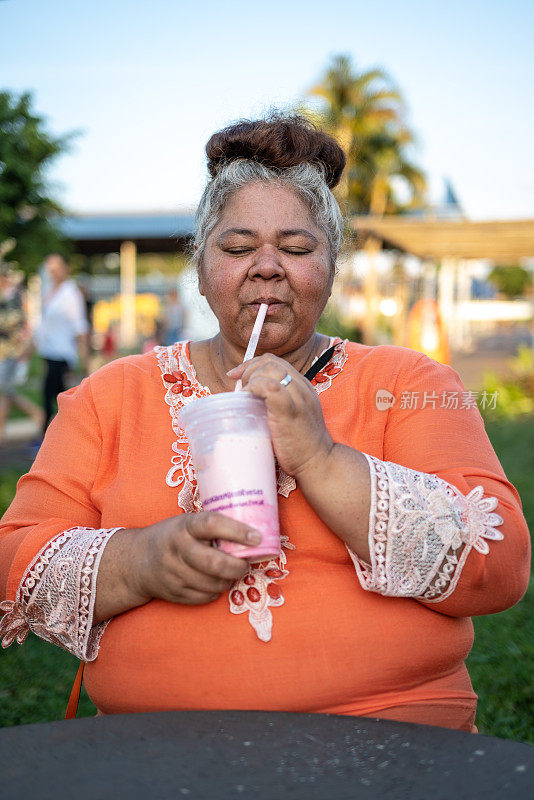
351, 217, 534, 262
58, 212, 195, 347
349, 216, 534, 348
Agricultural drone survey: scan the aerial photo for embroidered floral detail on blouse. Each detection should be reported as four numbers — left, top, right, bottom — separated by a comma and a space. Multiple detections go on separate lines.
349, 454, 504, 602
0, 527, 122, 660
309, 338, 348, 395
228, 534, 295, 642
155, 339, 348, 510
156, 342, 210, 513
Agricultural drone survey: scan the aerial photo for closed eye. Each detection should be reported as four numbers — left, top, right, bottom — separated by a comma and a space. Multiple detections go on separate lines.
223, 247, 311, 255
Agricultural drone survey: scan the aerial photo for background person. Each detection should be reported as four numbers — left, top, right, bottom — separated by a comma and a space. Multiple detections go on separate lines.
161, 287, 185, 346
34, 254, 89, 437
0, 265, 43, 442
0, 117, 530, 731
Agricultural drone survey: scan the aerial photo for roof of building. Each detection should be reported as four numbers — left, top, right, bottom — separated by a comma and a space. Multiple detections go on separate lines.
58, 211, 195, 254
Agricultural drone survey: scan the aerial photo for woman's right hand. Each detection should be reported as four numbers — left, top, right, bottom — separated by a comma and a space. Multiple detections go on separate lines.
130, 513, 259, 606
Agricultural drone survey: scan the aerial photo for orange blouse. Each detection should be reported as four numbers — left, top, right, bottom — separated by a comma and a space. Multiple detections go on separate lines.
0, 340, 530, 731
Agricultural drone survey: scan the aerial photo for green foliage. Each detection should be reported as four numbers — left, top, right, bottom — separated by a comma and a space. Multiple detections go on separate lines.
1, 470, 97, 723
468, 583, 533, 743
301, 54, 426, 215
0, 633, 96, 727
0, 469, 22, 517
487, 265, 531, 299
0, 91, 75, 274
481, 345, 534, 419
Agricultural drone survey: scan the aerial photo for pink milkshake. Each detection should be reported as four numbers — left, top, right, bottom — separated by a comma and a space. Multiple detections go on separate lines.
178, 393, 280, 562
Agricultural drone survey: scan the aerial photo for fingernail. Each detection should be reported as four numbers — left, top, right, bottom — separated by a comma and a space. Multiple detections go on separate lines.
226, 367, 239, 376
247, 531, 262, 544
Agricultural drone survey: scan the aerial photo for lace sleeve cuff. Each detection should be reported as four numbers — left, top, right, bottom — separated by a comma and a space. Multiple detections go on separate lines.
347, 453, 504, 602
0, 526, 123, 661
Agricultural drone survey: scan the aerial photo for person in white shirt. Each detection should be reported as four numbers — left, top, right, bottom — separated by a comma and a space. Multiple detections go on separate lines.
35, 254, 89, 435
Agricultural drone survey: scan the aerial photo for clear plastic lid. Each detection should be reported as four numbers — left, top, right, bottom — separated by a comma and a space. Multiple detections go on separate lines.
178, 392, 267, 432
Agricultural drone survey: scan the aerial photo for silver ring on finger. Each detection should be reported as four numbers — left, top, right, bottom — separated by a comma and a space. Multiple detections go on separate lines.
279, 373, 292, 387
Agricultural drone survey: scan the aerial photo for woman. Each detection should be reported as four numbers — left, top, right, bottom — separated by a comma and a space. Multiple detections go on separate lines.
0, 116, 530, 731
35, 253, 90, 435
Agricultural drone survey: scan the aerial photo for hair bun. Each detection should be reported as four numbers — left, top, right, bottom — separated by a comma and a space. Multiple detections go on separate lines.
205, 114, 346, 190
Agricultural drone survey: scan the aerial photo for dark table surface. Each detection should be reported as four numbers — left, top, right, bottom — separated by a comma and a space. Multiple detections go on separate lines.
0, 710, 532, 799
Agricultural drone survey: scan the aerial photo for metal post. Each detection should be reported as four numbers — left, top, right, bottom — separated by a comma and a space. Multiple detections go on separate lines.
458, 259, 472, 351
438, 258, 454, 353
120, 240, 137, 349
362, 236, 381, 345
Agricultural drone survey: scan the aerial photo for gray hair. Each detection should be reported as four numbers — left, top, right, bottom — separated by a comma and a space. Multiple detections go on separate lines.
193, 160, 344, 268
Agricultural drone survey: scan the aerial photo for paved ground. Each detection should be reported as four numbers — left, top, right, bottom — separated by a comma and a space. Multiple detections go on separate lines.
0, 441, 35, 471
450, 327, 533, 391
451, 351, 516, 391
0, 420, 38, 470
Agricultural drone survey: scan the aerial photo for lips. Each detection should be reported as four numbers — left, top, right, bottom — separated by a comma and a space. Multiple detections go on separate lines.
248, 299, 287, 316
249, 297, 287, 305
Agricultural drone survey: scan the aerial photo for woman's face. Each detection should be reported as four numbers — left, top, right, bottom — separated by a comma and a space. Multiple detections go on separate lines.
198, 182, 334, 354
45, 255, 69, 284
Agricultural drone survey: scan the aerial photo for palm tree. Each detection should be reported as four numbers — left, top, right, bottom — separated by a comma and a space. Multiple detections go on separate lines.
350, 130, 427, 216
304, 54, 426, 215
302, 55, 427, 344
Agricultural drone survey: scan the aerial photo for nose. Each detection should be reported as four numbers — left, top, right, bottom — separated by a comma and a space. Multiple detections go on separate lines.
247, 244, 285, 281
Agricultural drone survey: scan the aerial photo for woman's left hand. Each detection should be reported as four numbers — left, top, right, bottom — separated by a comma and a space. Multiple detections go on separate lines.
226, 354, 334, 478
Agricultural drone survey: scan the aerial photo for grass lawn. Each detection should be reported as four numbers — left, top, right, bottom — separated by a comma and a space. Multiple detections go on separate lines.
465, 417, 534, 744
0, 416, 532, 741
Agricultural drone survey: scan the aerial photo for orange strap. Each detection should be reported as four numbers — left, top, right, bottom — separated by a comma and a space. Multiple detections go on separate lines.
65, 661, 85, 719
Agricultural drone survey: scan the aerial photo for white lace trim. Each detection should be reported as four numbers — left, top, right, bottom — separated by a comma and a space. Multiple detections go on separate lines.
0, 527, 122, 660
348, 454, 504, 601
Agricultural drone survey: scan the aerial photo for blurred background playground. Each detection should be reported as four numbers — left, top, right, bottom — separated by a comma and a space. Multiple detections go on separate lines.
0, 0, 532, 741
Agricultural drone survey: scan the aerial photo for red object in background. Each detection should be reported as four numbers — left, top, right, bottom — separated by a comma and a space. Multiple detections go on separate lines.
102, 326, 117, 358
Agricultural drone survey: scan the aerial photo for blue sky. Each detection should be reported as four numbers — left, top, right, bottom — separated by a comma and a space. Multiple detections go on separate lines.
1, 0, 533, 219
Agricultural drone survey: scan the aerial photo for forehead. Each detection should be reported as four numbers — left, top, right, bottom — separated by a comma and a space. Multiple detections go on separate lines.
215, 182, 322, 236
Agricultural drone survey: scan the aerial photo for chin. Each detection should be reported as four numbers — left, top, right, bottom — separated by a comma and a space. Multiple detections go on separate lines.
255, 329, 308, 356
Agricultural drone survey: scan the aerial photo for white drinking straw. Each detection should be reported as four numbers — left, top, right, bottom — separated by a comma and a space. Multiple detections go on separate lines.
234, 303, 268, 391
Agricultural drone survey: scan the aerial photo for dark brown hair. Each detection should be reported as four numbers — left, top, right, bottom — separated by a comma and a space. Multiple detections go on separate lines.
205, 114, 346, 190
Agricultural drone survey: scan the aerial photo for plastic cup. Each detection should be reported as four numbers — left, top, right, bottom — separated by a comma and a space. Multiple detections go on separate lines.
178, 393, 280, 562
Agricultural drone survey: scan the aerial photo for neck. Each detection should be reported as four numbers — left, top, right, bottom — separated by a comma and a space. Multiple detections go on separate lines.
206, 331, 328, 392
